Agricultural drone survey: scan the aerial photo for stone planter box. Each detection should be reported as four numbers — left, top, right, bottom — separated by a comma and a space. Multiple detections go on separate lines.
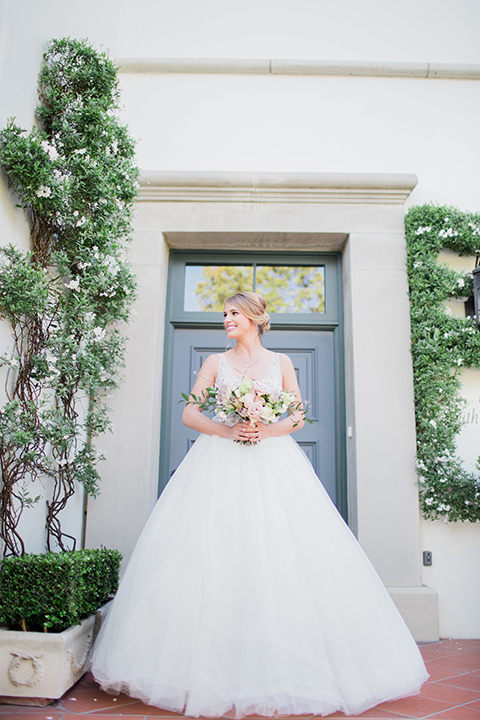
0, 602, 110, 706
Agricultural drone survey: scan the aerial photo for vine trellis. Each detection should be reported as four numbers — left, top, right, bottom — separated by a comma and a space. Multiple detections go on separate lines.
0, 38, 138, 556
406, 204, 480, 523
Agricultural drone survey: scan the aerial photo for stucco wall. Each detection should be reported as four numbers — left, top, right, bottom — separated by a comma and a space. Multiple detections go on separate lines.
0, 0, 479, 637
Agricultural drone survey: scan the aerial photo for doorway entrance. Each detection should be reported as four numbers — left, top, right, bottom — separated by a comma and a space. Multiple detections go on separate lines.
160, 250, 347, 519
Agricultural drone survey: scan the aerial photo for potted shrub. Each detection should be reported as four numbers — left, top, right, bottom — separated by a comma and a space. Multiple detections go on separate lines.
0, 548, 121, 705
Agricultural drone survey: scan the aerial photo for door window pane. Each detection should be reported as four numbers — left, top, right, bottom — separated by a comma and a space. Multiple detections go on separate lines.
184, 264, 325, 312
184, 265, 254, 311
256, 266, 325, 313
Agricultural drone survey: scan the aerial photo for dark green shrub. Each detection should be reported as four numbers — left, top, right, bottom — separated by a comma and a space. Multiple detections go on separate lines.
0, 548, 122, 632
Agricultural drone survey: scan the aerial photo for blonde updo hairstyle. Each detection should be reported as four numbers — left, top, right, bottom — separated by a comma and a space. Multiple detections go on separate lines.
224, 292, 271, 337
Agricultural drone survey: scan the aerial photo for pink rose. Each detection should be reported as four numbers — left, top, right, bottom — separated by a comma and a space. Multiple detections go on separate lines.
252, 381, 268, 394
247, 401, 264, 423
242, 392, 256, 408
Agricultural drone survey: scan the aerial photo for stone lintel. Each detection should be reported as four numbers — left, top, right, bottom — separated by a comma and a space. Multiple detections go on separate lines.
118, 57, 480, 80
138, 171, 418, 205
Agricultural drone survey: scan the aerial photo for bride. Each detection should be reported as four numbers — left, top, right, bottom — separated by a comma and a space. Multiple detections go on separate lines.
91, 291, 428, 718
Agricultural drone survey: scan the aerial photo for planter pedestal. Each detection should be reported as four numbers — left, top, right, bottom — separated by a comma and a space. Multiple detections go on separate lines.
0, 602, 110, 706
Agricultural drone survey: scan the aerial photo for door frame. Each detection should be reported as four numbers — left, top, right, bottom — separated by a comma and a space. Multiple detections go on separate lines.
160, 248, 347, 520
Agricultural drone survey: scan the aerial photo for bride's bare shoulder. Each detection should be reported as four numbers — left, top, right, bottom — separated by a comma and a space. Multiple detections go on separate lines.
278, 353, 294, 369
198, 353, 221, 380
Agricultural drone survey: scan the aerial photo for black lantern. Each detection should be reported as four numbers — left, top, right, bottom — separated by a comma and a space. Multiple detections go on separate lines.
471, 258, 480, 326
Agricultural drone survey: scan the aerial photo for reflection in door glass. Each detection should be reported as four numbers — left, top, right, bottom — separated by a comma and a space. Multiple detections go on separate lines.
184, 264, 325, 313
184, 266, 254, 311
256, 266, 325, 313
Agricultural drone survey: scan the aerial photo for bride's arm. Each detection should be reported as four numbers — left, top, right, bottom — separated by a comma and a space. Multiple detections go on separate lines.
182, 355, 228, 437
254, 353, 305, 440
182, 355, 252, 442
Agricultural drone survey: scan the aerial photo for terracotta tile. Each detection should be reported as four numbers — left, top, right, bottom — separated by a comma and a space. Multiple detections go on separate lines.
60, 716, 149, 720
419, 680, 480, 704
100, 702, 187, 716
420, 645, 463, 661
244, 716, 315, 720
426, 657, 480, 674
424, 704, 480, 719
422, 666, 467, 683
442, 674, 480, 691
0, 713, 62, 720
325, 708, 417, 718
58, 689, 141, 713
376, 694, 452, 717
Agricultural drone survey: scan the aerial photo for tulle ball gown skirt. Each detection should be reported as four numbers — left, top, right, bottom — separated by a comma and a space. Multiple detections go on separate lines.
91, 434, 428, 718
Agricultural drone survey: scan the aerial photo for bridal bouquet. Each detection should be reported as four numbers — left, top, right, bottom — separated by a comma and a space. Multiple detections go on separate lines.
181, 379, 308, 445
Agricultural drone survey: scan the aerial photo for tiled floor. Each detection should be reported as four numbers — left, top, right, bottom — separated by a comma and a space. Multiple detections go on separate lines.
1, 639, 479, 719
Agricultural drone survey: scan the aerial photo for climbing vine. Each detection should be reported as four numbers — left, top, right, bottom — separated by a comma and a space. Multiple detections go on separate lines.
405, 204, 480, 522
0, 38, 138, 556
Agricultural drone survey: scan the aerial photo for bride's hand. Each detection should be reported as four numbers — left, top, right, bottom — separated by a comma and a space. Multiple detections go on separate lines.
231, 422, 261, 443
251, 422, 274, 441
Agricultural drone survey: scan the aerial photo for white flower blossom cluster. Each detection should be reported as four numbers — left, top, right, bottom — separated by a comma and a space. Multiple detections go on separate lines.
41, 140, 60, 161
36, 185, 52, 198
415, 226, 432, 235
439, 228, 458, 238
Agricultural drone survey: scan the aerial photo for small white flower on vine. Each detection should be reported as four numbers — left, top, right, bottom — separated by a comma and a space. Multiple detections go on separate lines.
413, 261, 422, 269
93, 326, 106, 341
74, 148, 87, 155
429, 419, 437, 428
438, 504, 451, 512
9, 357, 19, 368
425, 498, 434, 506
457, 278, 465, 287
36, 185, 52, 198
76, 217, 86, 227
65, 278, 80, 291
457, 358, 463, 365
73, 210, 79, 216
77, 261, 89, 270
41, 140, 60, 161
85, 312, 95, 322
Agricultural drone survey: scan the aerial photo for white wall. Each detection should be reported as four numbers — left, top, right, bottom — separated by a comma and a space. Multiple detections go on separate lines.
118, 71, 480, 212
1, 0, 479, 635
114, 0, 480, 64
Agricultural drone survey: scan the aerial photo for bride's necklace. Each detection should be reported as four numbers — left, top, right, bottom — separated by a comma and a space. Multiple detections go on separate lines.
233, 348, 260, 379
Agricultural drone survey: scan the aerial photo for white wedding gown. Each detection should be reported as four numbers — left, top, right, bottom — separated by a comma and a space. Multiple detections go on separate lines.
91, 353, 428, 718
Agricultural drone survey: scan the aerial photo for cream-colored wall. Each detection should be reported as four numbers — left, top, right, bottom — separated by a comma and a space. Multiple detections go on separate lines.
113, 0, 480, 64
0, 0, 478, 636
118, 71, 480, 213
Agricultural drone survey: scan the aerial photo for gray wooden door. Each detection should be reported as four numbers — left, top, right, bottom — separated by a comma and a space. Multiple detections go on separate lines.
168, 328, 337, 503
160, 250, 346, 519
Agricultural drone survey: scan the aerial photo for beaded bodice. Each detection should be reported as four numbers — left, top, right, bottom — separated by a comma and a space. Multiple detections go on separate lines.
216, 353, 283, 396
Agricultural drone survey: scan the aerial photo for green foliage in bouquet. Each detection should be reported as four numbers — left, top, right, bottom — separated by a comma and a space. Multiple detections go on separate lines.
0, 38, 138, 556
405, 204, 480, 522
0, 547, 122, 632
